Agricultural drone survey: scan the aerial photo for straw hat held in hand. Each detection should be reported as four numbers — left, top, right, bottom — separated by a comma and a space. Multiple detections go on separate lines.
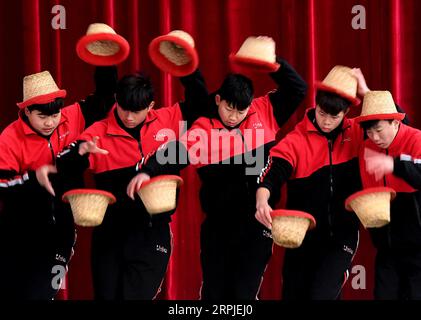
229, 35, 280, 72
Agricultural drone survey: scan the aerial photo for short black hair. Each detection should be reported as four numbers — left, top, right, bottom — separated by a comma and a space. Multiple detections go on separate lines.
116, 73, 154, 112
360, 119, 394, 131
316, 90, 351, 116
217, 74, 254, 111
27, 98, 64, 115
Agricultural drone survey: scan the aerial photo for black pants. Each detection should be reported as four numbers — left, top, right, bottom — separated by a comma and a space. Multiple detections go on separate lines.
374, 247, 421, 300
0, 221, 74, 300
91, 220, 172, 300
200, 217, 273, 300
282, 230, 359, 300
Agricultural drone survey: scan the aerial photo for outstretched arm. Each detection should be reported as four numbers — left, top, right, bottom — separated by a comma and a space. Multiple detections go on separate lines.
127, 139, 191, 200
268, 58, 308, 127
365, 148, 421, 189
79, 66, 118, 127
256, 156, 293, 228
178, 69, 209, 128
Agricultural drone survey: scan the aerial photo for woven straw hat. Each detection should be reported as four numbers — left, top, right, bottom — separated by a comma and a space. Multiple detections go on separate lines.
315, 65, 361, 106
138, 175, 183, 215
345, 187, 396, 228
76, 23, 130, 66
148, 30, 199, 77
354, 90, 405, 123
229, 36, 280, 73
62, 189, 116, 227
17, 71, 66, 109
270, 209, 316, 248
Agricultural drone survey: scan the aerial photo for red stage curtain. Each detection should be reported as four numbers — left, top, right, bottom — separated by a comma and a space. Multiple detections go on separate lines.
1, 0, 421, 300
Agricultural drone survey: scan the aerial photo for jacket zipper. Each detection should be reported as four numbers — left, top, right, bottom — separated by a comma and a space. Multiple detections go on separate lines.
384, 149, 392, 247
48, 139, 56, 224
328, 139, 334, 237
137, 133, 152, 227
237, 129, 251, 192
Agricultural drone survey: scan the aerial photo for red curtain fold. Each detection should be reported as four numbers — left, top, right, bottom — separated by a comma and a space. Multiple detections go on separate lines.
1, 0, 421, 300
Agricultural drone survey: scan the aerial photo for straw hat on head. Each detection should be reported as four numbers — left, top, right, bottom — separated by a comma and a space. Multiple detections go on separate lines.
315, 65, 361, 106
229, 36, 280, 73
17, 71, 66, 109
138, 175, 183, 215
148, 30, 199, 77
270, 209, 316, 248
354, 90, 405, 123
76, 23, 130, 66
345, 187, 396, 228
63, 189, 116, 227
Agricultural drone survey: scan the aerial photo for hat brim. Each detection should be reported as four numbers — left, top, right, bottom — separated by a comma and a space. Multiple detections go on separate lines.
140, 175, 184, 189
17, 90, 67, 109
62, 188, 116, 204
354, 112, 406, 123
315, 82, 361, 107
270, 209, 316, 229
148, 35, 198, 77
345, 187, 396, 211
229, 54, 280, 73
76, 33, 130, 66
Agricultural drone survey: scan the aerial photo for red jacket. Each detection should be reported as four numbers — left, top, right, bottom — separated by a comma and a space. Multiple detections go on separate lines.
56, 69, 210, 227
359, 123, 421, 248
0, 104, 84, 177
180, 94, 280, 169
140, 58, 308, 220
360, 123, 421, 192
259, 108, 364, 239
79, 104, 183, 174
0, 103, 85, 238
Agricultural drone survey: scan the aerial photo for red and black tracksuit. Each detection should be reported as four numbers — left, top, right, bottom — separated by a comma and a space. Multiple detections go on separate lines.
258, 108, 363, 300
0, 66, 116, 299
56, 70, 208, 300
359, 123, 421, 299
140, 58, 307, 300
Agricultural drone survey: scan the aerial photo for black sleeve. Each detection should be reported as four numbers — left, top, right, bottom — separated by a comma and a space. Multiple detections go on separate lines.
395, 103, 410, 125
393, 156, 421, 189
257, 156, 293, 199
177, 69, 210, 129
79, 66, 118, 128
0, 169, 44, 197
55, 140, 91, 193
138, 141, 190, 177
0, 169, 60, 221
268, 57, 308, 128
56, 140, 90, 176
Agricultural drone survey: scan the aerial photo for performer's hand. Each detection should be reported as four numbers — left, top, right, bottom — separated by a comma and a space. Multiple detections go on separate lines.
78, 136, 109, 156
352, 68, 370, 97
255, 188, 273, 229
36, 164, 57, 196
127, 173, 151, 200
364, 148, 394, 181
